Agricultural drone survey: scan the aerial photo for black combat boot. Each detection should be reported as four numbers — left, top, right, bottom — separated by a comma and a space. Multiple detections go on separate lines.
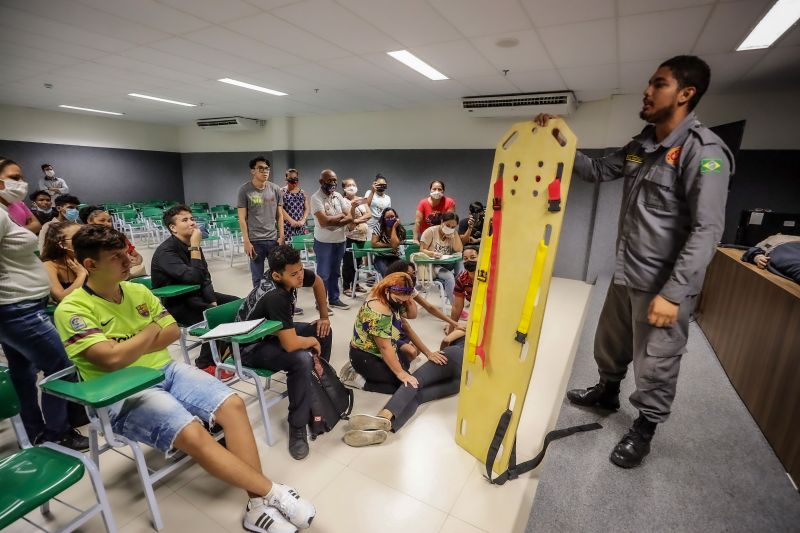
610, 413, 657, 468
566, 379, 621, 410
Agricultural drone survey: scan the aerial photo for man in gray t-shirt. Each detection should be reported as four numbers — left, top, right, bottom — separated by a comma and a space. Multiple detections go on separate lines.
237, 156, 284, 287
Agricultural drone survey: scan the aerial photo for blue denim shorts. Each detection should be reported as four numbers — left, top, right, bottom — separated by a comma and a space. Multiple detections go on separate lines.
107, 362, 235, 456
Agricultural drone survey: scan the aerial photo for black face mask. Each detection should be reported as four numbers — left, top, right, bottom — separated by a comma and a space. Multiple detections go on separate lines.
287, 178, 299, 184
463, 260, 477, 272
376, 184, 387, 192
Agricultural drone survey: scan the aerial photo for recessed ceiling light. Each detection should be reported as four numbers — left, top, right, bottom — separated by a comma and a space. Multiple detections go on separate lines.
496, 38, 520, 48
387, 50, 448, 81
58, 105, 124, 116
127, 93, 196, 107
218, 78, 288, 96
737, 0, 800, 50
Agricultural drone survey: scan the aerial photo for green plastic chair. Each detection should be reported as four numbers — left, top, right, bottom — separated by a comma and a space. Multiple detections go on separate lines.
0, 367, 117, 532
202, 300, 285, 445
348, 240, 380, 296
290, 234, 316, 269
215, 218, 245, 266
39, 365, 215, 531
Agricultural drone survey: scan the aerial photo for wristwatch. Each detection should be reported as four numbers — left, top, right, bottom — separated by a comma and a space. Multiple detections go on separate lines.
188, 246, 201, 252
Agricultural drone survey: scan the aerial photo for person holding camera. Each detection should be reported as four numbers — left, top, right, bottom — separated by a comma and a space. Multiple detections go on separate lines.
459, 201, 485, 246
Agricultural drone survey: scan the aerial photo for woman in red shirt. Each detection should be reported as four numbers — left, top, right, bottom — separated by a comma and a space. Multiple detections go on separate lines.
413, 180, 456, 242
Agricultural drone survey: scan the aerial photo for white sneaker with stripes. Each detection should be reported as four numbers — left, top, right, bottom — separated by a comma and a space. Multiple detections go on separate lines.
266, 483, 316, 529
244, 500, 296, 533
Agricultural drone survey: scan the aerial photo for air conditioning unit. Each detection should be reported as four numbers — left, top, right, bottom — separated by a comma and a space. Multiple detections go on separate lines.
462, 91, 577, 118
196, 116, 265, 131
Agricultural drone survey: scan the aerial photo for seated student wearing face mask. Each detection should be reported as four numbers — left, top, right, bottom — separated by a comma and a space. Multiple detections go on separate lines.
459, 202, 485, 246
442, 245, 479, 348
30, 189, 57, 225
39, 193, 81, 253
419, 212, 464, 304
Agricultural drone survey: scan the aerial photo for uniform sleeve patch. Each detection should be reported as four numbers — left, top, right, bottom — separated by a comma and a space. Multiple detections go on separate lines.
700, 159, 722, 173
69, 315, 87, 331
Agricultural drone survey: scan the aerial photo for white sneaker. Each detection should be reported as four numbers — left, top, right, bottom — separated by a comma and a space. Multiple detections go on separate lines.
342, 371, 366, 390
339, 361, 355, 383
267, 483, 316, 529
244, 499, 297, 533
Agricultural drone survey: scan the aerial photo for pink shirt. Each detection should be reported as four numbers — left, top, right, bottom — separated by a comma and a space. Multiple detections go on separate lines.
416, 196, 456, 235
7, 202, 33, 227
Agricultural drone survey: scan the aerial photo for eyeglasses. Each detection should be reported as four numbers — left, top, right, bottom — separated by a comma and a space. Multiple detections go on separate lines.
255, 167, 271, 173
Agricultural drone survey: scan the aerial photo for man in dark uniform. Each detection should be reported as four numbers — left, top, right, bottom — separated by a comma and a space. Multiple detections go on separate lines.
536, 55, 733, 468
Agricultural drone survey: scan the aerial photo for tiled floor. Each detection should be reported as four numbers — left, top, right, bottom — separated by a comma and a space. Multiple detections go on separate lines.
1, 249, 592, 533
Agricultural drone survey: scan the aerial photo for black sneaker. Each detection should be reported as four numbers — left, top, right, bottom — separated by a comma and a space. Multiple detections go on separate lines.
328, 300, 351, 310
288, 425, 309, 460
56, 428, 91, 451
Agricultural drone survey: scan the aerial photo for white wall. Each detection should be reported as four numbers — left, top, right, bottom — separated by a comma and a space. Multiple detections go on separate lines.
3, 88, 798, 154
178, 90, 800, 153
0, 104, 180, 152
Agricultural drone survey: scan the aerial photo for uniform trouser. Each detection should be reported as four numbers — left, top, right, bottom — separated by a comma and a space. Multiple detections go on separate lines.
594, 282, 697, 424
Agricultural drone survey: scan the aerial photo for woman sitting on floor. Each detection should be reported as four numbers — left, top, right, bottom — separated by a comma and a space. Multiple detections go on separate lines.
370, 207, 406, 277
344, 272, 463, 446
41, 221, 85, 303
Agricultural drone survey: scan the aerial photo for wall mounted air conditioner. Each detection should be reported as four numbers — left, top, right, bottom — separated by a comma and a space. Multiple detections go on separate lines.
196, 116, 265, 131
462, 91, 577, 118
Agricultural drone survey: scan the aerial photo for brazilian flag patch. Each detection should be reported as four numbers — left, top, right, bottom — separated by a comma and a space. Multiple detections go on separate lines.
700, 159, 722, 173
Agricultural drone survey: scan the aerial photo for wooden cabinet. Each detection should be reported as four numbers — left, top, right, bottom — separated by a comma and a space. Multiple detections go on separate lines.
696, 247, 800, 485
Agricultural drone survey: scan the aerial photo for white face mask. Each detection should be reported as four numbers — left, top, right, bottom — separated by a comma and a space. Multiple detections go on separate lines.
344, 186, 357, 195
0, 178, 29, 204
441, 225, 456, 235
45, 170, 55, 178
430, 191, 443, 200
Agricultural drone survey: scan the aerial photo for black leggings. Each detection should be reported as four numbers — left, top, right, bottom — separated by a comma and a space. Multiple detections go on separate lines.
349, 345, 464, 432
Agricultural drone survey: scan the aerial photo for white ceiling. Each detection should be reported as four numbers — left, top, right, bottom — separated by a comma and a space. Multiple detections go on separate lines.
0, 0, 797, 124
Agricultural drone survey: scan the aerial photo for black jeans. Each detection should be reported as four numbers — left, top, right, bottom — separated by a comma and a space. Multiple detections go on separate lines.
342, 237, 364, 291
240, 322, 332, 428
349, 346, 409, 394
168, 292, 239, 369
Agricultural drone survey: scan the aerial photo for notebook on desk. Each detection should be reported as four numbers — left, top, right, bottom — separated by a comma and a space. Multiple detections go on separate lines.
200, 319, 264, 340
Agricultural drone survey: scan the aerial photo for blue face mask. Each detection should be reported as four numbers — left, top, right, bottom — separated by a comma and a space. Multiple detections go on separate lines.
64, 207, 79, 222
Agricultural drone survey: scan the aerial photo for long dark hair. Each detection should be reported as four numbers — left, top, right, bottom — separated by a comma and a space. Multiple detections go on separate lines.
41, 221, 78, 262
378, 207, 406, 242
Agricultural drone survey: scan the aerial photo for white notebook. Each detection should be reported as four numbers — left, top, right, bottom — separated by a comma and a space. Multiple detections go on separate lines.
199, 319, 264, 340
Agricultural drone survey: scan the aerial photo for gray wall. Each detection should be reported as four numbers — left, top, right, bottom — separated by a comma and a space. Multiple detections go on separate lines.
181, 148, 600, 281
0, 139, 184, 205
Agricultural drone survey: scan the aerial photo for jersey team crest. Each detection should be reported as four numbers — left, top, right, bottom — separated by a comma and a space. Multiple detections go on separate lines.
665, 146, 682, 166
136, 304, 150, 318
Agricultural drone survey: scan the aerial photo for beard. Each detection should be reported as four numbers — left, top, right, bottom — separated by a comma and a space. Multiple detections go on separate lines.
639, 103, 675, 124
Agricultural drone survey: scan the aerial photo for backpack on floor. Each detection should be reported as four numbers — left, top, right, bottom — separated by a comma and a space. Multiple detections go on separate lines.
308, 358, 354, 439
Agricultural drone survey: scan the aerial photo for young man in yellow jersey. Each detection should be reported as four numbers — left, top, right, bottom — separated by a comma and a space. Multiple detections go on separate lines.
55, 224, 314, 533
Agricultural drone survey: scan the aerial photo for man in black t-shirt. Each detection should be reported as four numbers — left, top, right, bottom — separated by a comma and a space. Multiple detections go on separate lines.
236, 245, 332, 460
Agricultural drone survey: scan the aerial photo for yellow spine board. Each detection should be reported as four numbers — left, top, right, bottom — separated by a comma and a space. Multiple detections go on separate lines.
455, 120, 577, 474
